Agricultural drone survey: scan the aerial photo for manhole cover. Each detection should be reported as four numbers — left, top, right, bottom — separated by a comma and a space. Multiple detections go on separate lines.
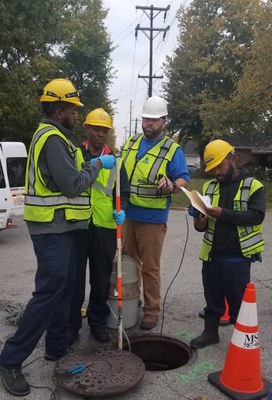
54, 348, 145, 398
123, 334, 197, 371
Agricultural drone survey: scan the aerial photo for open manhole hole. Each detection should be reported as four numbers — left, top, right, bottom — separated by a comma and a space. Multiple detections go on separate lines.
123, 334, 197, 371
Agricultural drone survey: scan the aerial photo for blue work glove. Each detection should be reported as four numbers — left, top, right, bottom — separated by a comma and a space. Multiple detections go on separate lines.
187, 205, 200, 218
113, 210, 126, 225
90, 155, 116, 169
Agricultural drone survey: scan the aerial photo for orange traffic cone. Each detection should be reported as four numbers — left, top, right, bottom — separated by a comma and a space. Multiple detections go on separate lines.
199, 297, 231, 326
208, 283, 271, 400
220, 297, 231, 326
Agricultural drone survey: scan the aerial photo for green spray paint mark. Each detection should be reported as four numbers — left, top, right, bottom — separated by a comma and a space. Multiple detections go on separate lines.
179, 361, 214, 383
178, 331, 197, 341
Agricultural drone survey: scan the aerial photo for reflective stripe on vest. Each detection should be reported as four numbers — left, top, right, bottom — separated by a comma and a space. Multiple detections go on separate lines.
91, 167, 115, 196
24, 194, 90, 207
27, 126, 53, 195
200, 177, 264, 260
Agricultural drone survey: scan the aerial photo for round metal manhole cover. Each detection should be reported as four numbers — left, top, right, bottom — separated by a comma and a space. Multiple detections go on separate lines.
123, 334, 197, 371
54, 348, 145, 398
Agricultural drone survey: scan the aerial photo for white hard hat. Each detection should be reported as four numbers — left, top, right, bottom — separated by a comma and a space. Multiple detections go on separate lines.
142, 96, 168, 118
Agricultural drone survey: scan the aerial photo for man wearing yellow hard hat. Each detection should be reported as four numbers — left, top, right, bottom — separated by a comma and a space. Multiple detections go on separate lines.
68, 108, 130, 344
0, 80, 116, 396
189, 139, 266, 349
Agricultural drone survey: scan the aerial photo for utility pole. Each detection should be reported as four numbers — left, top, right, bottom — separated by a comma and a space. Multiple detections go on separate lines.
135, 4, 170, 97
134, 118, 138, 135
129, 100, 132, 137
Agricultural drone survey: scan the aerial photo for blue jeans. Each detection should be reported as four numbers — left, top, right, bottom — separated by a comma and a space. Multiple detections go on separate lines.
0, 232, 76, 369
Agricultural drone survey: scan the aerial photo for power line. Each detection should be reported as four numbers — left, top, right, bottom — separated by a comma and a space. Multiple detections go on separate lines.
135, 4, 171, 97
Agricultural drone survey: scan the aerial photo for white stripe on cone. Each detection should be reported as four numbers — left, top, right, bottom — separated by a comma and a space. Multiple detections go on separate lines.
231, 328, 259, 349
236, 301, 258, 326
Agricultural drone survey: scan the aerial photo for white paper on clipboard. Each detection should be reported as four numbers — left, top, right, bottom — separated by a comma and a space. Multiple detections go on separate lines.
180, 187, 212, 216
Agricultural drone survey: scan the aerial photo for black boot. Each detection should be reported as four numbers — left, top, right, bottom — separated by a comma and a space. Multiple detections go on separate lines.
190, 315, 220, 349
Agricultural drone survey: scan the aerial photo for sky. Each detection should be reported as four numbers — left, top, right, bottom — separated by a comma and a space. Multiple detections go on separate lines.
102, 0, 190, 148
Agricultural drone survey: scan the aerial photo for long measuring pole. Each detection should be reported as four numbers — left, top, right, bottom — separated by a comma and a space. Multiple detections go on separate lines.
115, 154, 123, 350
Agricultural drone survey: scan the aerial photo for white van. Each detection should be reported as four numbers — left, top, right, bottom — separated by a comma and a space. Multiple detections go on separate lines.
0, 142, 27, 230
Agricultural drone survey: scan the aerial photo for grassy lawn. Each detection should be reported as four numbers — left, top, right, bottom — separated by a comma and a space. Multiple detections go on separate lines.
171, 178, 272, 209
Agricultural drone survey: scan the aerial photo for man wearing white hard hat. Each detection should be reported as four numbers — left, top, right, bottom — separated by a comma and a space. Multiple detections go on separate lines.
121, 96, 190, 330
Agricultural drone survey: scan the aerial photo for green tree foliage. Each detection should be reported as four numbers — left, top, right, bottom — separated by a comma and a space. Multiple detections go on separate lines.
164, 0, 272, 148
0, 0, 113, 146
229, 1, 272, 135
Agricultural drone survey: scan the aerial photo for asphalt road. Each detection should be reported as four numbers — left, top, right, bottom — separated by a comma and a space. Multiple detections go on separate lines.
0, 210, 272, 400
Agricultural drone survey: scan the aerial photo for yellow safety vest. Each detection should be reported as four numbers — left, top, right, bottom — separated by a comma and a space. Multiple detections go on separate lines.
24, 123, 91, 223
200, 177, 264, 261
122, 133, 179, 209
91, 165, 117, 229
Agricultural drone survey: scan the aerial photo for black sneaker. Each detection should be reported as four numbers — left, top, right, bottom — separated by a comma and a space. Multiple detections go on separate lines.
0, 365, 30, 396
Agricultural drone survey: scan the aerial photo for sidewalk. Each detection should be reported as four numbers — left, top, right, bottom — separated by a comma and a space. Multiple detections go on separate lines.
0, 210, 271, 400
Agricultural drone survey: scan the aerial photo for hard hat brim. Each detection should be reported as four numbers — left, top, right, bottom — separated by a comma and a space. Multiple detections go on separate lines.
84, 122, 112, 129
142, 113, 167, 119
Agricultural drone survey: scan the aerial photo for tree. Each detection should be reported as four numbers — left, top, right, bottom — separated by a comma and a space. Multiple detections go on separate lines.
163, 0, 271, 149
0, 0, 66, 143
228, 0, 272, 135
0, 0, 114, 147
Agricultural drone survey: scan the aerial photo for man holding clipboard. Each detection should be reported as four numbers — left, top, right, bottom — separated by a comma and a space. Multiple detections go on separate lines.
189, 139, 265, 349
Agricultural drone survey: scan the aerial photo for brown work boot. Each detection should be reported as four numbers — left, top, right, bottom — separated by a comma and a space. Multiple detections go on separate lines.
140, 315, 158, 330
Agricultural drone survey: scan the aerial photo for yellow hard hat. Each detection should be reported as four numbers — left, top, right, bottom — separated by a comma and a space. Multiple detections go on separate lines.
83, 108, 112, 129
204, 140, 235, 172
39, 78, 83, 106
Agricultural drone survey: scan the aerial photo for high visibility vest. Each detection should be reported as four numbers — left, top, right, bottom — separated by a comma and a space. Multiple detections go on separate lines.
200, 177, 264, 261
91, 165, 117, 229
122, 133, 179, 209
24, 123, 91, 223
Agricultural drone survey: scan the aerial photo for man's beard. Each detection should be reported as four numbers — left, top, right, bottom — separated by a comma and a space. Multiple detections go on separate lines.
62, 116, 74, 131
143, 127, 163, 141
216, 164, 234, 183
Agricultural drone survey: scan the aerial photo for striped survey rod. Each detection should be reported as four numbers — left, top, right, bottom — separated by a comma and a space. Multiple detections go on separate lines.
115, 153, 123, 350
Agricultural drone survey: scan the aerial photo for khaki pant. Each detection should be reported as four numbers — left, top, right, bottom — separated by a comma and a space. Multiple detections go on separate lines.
122, 219, 167, 317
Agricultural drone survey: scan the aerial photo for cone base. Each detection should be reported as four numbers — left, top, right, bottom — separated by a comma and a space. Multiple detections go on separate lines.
219, 319, 232, 326
208, 371, 271, 400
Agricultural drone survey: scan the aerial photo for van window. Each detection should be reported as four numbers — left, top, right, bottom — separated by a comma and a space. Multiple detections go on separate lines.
0, 161, 6, 188
7, 157, 27, 188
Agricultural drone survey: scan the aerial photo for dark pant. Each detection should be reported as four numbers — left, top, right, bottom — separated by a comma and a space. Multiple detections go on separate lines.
69, 230, 88, 330
70, 222, 116, 331
0, 232, 76, 369
202, 256, 251, 323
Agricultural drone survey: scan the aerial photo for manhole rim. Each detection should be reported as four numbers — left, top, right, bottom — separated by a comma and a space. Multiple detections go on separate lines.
123, 333, 198, 371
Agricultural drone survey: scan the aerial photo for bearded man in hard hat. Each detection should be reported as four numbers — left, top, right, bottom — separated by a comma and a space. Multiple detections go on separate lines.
0, 80, 116, 396
121, 96, 190, 330
190, 139, 265, 349
68, 108, 130, 344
